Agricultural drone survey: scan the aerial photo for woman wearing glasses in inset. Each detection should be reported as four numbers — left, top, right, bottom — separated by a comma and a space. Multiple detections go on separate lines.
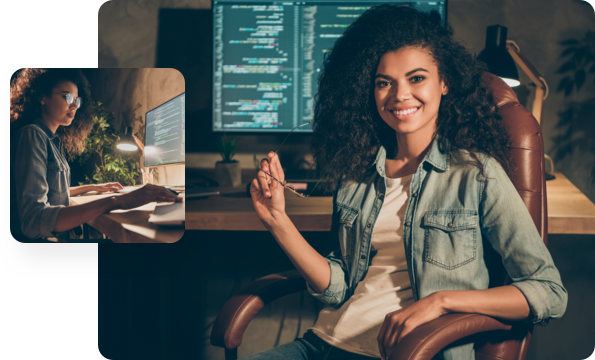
10, 69, 182, 242
249, 5, 566, 360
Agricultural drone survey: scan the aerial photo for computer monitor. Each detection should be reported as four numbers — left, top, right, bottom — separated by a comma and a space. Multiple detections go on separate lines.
144, 92, 185, 167
212, 0, 447, 133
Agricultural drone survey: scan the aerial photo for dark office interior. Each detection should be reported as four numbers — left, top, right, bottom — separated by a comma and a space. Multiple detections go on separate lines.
98, 1, 595, 359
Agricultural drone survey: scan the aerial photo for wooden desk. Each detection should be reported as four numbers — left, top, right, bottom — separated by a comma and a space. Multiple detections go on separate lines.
547, 172, 595, 234
185, 171, 595, 234
70, 191, 185, 243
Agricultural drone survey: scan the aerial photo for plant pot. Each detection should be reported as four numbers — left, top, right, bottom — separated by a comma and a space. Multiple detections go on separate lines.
215, 160, 241, 187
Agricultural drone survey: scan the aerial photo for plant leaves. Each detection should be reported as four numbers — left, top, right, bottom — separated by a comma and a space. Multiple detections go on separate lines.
559, 39, 579, 46
556, 76, 572, 93
575, 69, 586, 91
564, 80, 574, 97
559, 46, 577, 58
575, 47, 588, 66
556, 61, 575, 73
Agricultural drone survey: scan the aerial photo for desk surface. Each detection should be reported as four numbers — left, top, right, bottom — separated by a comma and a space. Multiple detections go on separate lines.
186, 171, 595, 234
547, 172, 595, 234
70, 190, 185, 243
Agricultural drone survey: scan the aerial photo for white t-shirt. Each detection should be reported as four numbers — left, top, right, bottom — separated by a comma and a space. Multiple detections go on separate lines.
310, 174, 415, 358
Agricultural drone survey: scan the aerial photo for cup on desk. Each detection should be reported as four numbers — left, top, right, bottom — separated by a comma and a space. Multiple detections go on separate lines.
142, 168, 154, 185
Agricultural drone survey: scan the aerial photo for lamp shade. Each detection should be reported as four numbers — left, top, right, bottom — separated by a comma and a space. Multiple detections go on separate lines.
477, 25, 520, 87
117, 127, 138, 151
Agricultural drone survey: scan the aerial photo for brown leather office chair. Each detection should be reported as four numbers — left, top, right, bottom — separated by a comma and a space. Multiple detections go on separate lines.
210, 72, 547, 360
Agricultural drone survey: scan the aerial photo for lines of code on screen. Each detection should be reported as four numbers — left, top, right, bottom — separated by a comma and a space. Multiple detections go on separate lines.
144, 93, 185, 167
212, 1, 446, 133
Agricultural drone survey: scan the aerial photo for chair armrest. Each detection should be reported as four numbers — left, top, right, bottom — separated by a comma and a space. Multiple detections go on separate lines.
210, 270, 307, 349
388, 313, 522, 360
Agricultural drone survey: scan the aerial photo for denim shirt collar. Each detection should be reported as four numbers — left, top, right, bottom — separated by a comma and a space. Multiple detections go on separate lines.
372, 135, 451, 177
33, 117, 57, 140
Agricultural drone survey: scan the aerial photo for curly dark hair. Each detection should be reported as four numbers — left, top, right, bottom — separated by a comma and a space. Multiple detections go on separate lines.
311, 5, 513, 187
10, 68, 94, 155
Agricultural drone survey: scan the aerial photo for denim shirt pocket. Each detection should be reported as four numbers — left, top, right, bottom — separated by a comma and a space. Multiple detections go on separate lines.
46, 161, 68, 196
336, 204, 359, 259
423, 210, 478, 270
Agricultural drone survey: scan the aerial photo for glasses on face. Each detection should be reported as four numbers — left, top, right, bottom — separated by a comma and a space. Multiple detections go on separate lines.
262, 121, 348, 200
55, 92, 82, 109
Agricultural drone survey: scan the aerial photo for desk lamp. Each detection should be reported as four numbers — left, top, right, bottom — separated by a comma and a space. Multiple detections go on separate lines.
478, 25, 554, 180
117, 127, 144, 152
117, 126, 154, 184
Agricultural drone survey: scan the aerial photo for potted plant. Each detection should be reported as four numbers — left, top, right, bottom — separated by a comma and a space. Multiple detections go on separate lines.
553, 30, 595, 179
69, 101, 140, 186
214, 134, 241, 187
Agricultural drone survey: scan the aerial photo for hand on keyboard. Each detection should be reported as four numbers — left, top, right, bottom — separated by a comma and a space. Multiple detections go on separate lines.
116, 184, 183, 210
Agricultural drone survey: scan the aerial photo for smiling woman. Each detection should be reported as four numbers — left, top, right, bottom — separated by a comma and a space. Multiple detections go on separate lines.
245, 4, 566, 360
374, 49, 449, 178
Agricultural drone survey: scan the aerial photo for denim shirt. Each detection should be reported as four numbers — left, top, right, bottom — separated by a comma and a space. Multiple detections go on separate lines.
307, 137, 567, 360
10, 118, 71, 241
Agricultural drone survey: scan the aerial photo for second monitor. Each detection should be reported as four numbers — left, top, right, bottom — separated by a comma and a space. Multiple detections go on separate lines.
144, 92, 186, 167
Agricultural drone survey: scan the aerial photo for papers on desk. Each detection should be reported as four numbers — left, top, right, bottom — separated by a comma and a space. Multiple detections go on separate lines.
110, 202, 156, 213
148, 201, 185, 226
117, 187, 139, 193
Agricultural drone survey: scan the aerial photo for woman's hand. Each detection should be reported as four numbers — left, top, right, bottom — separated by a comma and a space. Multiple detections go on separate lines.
377, 292, 446, 360
250, 151, 286, 226
70, 183, 125, 197
93, 182, 124, 193
116, 184, 182, 210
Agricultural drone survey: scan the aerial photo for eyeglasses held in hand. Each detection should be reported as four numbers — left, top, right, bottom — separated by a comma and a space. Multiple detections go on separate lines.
262, 121, 348, 199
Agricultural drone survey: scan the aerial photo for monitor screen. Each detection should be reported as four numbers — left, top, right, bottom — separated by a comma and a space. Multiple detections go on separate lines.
212, 0, 447, 133
144, 92, 185, 167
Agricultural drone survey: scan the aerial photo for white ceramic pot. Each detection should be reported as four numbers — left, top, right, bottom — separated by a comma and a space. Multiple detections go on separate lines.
215, 160, 241, 187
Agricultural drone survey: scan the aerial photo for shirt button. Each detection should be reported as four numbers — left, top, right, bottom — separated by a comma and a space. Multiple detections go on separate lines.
361, 255, 366, 260
448, 223, 453, 227
412, 192, 418, 197
367, 223, 371, 228
405, 221, 411, 226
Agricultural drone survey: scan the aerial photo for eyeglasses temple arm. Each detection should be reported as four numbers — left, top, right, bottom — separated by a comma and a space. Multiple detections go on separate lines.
274, 120, 313, 154
305, 144, 349, 198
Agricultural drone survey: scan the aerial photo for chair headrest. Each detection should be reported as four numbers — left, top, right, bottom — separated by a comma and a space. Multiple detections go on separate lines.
483, 72, 520, 109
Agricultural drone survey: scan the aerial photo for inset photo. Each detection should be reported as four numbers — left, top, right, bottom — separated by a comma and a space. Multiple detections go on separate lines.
10, 68, 185, 243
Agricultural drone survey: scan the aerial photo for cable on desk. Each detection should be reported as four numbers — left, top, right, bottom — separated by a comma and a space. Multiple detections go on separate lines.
273, 306, 287, 347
